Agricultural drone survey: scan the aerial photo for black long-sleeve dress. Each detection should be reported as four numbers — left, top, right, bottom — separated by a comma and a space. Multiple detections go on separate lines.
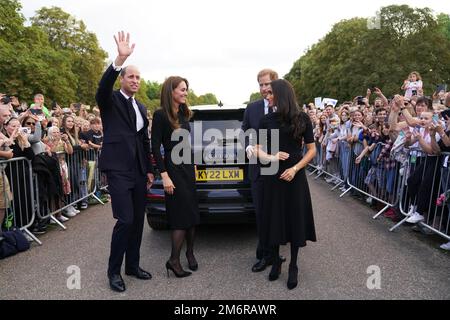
151, 108, 199, 230
259, 112, 317, 248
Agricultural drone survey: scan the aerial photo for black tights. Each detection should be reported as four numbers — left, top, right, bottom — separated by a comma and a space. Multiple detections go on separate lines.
272, 244, 300, 267
169, 227, 196, 269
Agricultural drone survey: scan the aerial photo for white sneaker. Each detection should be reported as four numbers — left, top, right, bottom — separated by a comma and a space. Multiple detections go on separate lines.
63, 208, 77, 218
406, 212, 424, 224
440, 241, 450, 250
71, 206, 81, 214
57, 215, 69, 223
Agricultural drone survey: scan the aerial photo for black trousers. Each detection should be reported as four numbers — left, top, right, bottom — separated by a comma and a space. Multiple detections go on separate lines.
250, 177, 272, 260
407, 156, 440, 216
106, 165, 147, 276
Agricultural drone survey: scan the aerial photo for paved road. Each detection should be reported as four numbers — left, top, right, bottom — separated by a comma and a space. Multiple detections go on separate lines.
1, 177, 449, 300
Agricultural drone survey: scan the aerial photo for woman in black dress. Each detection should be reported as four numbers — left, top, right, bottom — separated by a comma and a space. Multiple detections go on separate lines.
151, 76, 200, 278
256, 79, 317, 289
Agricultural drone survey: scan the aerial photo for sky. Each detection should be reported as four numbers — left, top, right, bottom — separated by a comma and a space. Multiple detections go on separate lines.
20, 0, 450, 105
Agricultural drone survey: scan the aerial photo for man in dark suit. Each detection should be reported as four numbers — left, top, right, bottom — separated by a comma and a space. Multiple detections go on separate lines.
96, 32, 154, 292
242, 69, 282, 272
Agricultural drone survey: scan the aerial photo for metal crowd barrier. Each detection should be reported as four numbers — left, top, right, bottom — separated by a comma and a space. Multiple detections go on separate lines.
0, 157, 40, 244
308, 141, 345, 191
307, 136, 450, 242
35, 149, 105, 235
339, 142, 402, 219
390, 150, 450, 241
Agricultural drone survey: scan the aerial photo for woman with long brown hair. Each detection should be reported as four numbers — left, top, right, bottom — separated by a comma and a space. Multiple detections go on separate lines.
151, 76, 200, 278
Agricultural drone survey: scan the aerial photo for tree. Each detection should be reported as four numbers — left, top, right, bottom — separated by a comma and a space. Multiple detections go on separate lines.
245, 92, 261, 104
438, 13, 450, 40
0, 1, 77, 105
31, 6, 107, 105
285, 5, 450, 104
0, 0, 25, 39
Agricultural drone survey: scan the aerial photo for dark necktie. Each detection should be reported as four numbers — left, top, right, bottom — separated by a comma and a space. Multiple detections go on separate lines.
268, 106, 274, 114
128, 97, 137, 129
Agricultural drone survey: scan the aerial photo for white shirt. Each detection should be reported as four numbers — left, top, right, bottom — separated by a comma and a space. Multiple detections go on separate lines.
120, 90, 144, 132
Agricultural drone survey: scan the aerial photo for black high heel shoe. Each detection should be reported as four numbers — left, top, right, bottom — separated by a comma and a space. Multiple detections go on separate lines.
287, 265, 298, 290
268, 258, 284, 281
166, 261, 192, 278
186, 252, 198, 271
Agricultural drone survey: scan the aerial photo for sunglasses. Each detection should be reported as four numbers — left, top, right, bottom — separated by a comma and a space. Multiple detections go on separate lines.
25, 122, 36, 126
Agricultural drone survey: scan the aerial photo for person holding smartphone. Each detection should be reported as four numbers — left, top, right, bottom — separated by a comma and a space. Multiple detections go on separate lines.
401, 71, 423, 99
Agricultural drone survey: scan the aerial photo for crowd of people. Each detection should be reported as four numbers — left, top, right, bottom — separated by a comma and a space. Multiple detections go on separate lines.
0, 92, 109, 236
305, 71, 450, 251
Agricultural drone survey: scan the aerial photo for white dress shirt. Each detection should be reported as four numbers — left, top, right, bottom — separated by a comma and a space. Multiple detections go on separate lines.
120, 90, 144, 132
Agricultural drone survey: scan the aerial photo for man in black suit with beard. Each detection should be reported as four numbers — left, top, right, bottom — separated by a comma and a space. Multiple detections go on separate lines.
242, 69, 284, 272
96, 32, 154, 292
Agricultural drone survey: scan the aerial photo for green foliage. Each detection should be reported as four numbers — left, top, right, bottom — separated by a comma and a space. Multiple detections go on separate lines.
31, 6, 107, 105
285, 5, 450, 104
438, 13, 450, 40
245, 92, 261, 104
0, 1, 106, 106
0, 0, 25, 38
188, 90, 219, 106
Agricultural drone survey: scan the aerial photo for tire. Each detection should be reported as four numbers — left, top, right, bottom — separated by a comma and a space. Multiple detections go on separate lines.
146, 214, 169, 230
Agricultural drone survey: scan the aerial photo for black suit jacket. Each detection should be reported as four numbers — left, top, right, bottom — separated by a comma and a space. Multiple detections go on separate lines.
95, 64, 154, 175
241, 99, 265, 182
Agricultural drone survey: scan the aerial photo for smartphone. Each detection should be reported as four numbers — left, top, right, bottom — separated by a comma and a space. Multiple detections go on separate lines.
30, 108, 43, 115
19, 127, 31, 134
436, 84, 448, 94
432, 114, 439, 124
412, 90, 418, 96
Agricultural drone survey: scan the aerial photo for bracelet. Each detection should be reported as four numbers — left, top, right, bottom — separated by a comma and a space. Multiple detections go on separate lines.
293, 165, 298, 173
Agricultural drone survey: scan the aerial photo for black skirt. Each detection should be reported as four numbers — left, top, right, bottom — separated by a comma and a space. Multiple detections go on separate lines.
164, 155, 200, 230
260, 163, 317, 248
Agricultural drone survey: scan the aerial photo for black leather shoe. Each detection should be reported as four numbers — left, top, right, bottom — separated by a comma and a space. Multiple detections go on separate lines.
125, 267, 152, 280
252, 258, 272, 272
268, 258, 284, 281
109, 274, 126, 292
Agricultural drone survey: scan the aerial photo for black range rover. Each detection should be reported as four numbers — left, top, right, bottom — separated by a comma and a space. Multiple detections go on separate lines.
146, 105, 255, 230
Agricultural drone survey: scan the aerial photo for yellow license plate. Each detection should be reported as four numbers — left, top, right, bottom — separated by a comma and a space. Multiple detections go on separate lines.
196, 168, 244, 182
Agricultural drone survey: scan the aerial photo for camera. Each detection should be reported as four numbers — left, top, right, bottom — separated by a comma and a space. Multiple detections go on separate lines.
412, 90, 417, 96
